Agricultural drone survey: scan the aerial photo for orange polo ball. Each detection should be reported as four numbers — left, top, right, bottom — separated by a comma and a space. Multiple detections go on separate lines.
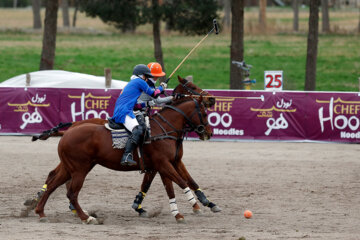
244, 210, 252, 219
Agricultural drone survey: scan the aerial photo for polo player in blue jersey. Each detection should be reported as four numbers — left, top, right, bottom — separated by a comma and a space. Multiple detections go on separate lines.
109, 64, 167, 166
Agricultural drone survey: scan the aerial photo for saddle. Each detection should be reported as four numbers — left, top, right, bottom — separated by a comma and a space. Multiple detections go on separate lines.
105, 118, 151, 149
105, 118, 150, 172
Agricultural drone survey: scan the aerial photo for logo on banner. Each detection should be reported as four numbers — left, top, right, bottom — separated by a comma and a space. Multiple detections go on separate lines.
251, 98, 296, 136
7, 93, 49, 129
68, 93, 111, 121
317, 97, 360, 139
265, 113, 288, 135
20, 107, 42, 129
208, 97, 244, 136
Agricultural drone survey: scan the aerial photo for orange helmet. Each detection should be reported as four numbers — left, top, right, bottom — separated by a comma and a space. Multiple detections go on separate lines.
147, 62, 166, 77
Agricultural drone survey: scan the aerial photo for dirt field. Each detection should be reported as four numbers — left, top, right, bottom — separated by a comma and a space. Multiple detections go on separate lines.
0, 136, 359, 240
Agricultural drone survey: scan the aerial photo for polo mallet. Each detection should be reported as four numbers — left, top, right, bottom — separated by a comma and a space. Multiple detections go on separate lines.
165, 19, 219, 84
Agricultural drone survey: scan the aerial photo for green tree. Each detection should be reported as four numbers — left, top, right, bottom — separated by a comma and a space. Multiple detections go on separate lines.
77, 0, 219, 73
78, 0, 146, 33
163, 0, 219, 35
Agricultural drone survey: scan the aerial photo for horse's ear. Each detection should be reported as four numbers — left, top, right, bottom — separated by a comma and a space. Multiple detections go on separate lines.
178, 75, 186, 84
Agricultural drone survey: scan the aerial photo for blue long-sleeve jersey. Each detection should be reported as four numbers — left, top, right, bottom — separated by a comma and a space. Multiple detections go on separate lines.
111, 77, 163, 123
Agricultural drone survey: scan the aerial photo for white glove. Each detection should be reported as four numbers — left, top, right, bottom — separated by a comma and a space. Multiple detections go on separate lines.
160, 82, 167, 89
147, 100, 156, 107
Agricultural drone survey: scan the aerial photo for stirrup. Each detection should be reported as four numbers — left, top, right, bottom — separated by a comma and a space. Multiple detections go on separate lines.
121, 153, 137, 166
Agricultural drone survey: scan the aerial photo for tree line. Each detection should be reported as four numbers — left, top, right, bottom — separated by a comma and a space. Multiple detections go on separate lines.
24, 0, 357, 90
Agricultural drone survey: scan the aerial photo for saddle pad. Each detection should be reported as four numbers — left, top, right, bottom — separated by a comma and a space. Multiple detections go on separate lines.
110, 129, 128, 149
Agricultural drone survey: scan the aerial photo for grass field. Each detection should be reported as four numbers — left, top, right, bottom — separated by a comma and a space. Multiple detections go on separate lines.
0, 7, 359, 91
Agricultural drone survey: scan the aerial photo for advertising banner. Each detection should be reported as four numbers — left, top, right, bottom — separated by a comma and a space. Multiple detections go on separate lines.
1, 87, 360, 143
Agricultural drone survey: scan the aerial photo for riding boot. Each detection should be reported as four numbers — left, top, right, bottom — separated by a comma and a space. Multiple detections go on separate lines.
121, 125, 144, 166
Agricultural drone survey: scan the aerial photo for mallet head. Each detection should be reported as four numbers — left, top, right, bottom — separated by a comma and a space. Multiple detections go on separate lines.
213, 19, 219, 34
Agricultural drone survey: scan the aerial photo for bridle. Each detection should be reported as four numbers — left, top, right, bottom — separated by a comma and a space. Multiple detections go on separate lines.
172, 80, 210, 98
150, 98, 209, 141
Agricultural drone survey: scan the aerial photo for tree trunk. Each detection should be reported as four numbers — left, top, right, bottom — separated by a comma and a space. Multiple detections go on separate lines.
321, 0, 330, 33
72, 3, 78, 27
61, 0, 70, 27
32, 0, 42, 29
222, 0, 231, 29
40, 0, 59, 70
152, 0, 165, 78
230, 0, 245, 89
259, 0, 267, 32
358, 7, 360, 33
293, 0, 299, 32
305, 0, 320, 91
13, 0, 18, 8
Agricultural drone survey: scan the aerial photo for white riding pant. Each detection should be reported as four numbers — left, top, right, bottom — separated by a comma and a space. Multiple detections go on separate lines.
123, 115, 139, 132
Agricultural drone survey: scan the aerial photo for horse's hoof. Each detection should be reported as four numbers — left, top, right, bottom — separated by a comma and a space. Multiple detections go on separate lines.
39, 217, 49, 223
139, 211, 149, 218
211, 205, 222, 212
176, 217, 185, 223
193, 208, 202, 214
175, 213, 185, 223
82, 216, 99, 225
23, 198, 36, 206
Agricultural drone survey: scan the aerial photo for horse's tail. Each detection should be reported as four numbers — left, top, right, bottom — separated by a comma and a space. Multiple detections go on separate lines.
32, 122, 73, 141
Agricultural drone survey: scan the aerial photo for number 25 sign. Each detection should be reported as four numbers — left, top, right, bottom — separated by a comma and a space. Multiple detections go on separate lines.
264, 71, 283, 91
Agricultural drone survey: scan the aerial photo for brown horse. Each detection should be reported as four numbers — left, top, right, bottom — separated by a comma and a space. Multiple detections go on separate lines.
30, 76, 220, 217
35, 97, 212, 224
32, 76, 215, 141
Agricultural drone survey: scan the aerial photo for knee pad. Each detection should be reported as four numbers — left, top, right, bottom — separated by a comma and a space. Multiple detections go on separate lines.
130, 125, 145, 143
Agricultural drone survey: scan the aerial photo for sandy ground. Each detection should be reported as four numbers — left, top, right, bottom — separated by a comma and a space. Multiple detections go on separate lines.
0, 136, 359, 240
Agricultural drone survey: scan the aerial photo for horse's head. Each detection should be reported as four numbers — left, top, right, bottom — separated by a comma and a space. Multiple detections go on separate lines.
172, 76, 216, 108
194, 96, 212, 141
161, 96, 212, 141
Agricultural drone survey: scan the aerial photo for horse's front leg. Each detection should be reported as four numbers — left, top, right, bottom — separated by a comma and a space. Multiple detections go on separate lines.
159, 174, 185, 223
131, 170, 158, 217
158, 161, 200, 223
176, 161, 221, 213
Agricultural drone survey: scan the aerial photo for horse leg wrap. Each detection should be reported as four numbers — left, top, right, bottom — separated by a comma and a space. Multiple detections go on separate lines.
169, 198, 179, 217
195, 189, 210, 206
183, 187, 197, 206
132, 191, 146, 210
69, 202, 77, 214
36, 184, 47, 201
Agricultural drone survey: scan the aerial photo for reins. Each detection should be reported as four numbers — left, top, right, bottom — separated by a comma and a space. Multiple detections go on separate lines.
150, 98, 207, 142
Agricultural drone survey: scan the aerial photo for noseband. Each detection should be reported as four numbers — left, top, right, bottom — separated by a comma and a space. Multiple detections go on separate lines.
164, 98, 208, 135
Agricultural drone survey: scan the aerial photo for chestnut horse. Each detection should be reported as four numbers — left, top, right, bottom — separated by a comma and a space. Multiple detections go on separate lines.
30, 76, 220, 219
35, 97, 212, 224
32, 76, 215, 141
